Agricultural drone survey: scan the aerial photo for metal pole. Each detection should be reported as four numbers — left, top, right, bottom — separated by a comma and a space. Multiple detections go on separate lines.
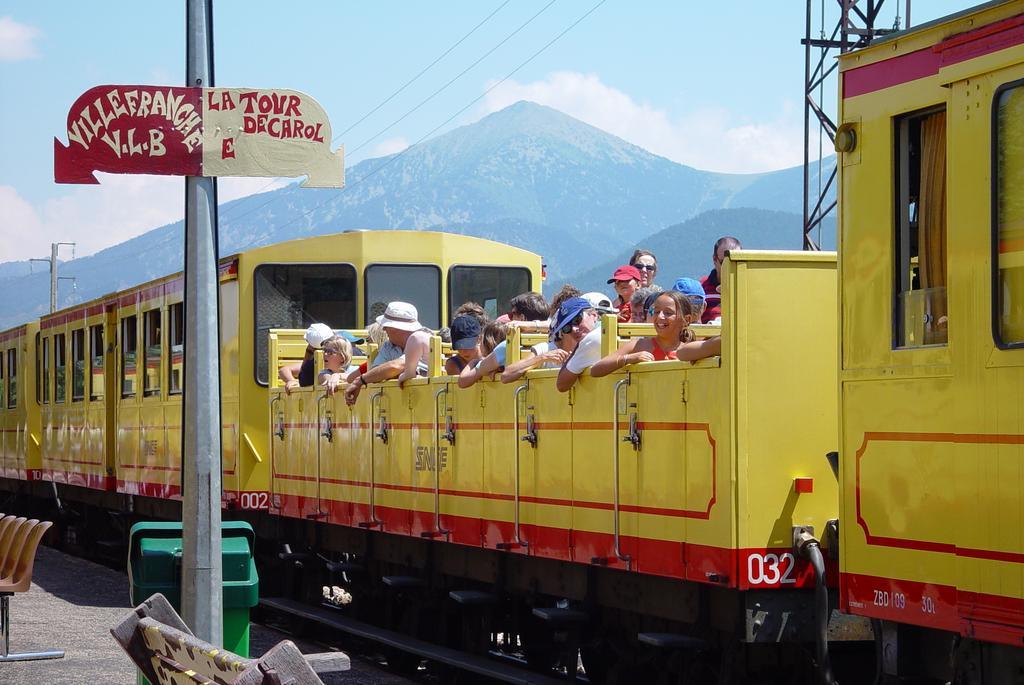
802, 0, 812, 250
49, 244, 57, 314
182, 0, 223, 645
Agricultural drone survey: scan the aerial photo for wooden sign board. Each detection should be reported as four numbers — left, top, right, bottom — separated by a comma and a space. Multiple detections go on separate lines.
54, 85, 344, 188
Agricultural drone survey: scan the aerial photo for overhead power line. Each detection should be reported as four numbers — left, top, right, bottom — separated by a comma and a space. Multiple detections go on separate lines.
271, 0, 607, 235
220, 0, 513, 222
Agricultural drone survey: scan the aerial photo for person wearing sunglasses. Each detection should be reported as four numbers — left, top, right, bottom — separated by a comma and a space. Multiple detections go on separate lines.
554, 297, 603, 392
630, 249, 658, 288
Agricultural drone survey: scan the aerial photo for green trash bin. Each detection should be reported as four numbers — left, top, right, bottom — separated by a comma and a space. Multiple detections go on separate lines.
128, 520, 259, 683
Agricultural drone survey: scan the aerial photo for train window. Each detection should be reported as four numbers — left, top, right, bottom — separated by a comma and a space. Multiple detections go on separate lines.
89, 324, 104, 401
6, 348, 15, 409
143, 309, 161, 396
38, 335, 46, 404
169, 302, 183, 395
71, 329, 85, 402
894, 107, 947, 348
448, 266, 531, 320
0, 348, 4, 411
54, 333, 66, 404
121, 315, 137, 398
364, 264, 440, 328
253, 263, 356, 385
993, 81, 1024, 347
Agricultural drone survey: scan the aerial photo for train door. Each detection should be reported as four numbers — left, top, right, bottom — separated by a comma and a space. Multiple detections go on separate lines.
66, 324, 89, 487
520, 372, 573, 561
269, 386, 319, 520
348, 387, 375, 529
139, 304, 173, 498
444, 378, 483, 547
375, 384, 410, 535
311, 387, 336, 521
571, 373, 637, 571
319, 391, 353, 527
116, 305, 142, 495
631, 363, 692, 578
480, 378, 520, 552
409, 379, 444, 539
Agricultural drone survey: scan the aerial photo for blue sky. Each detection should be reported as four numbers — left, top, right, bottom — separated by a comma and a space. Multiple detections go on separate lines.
1, 1, 969, 261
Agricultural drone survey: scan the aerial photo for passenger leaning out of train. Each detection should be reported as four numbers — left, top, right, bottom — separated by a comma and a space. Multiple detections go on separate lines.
554, 296, 605, 392
500, 288, 584, 383
279, 323, 334, 394
343, 302, 430, 404
457, 320, 511, 388
608, 265, 642, 323
318, 335, 354, 394
589, 288, 716, 374
445, 315, 483, 375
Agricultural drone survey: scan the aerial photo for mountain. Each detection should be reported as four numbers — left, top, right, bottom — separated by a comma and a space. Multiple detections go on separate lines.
0, 101, 835, 330
557, 207, 837, 295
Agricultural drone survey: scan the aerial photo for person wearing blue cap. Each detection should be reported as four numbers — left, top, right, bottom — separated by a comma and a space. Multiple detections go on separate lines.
445, 315, 482, 375
553, 297, 602, 392
672, 277, 707, 324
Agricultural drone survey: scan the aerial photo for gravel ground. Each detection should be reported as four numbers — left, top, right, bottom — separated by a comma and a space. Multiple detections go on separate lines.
0, 545, 416, 685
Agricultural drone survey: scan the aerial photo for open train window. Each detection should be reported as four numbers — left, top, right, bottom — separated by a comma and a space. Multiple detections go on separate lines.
894, 107, 947, 348
143, 309, 161, 396
7, 348, 15, 409
364, 264, 440, 329
54, 333, 66, 404
71, 328, 85, 402
169, 302, 183, 395
253, 263, 356, 385
121, 315, 137, 398
448, 265, 531, 320
993, 80, 1024, 347
89, 324, 104, 401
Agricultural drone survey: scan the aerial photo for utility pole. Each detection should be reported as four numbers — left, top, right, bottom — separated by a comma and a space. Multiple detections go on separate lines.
181, 0, 223, 645
30, 242, 76, 314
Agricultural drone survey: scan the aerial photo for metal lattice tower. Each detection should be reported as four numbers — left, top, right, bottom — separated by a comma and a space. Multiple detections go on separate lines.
802, 0, 911, 250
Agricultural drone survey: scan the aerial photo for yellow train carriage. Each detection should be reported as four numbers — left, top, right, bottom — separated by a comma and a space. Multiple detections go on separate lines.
251, 230, 541, 514
0, 323, 39, 481
39, 301, 113, 490
837, 0, 1024, 660
270, 251, 839, 604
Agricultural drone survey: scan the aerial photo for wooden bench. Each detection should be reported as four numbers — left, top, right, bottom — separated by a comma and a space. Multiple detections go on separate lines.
111, 592, 349, 684
0, 516, 65, 662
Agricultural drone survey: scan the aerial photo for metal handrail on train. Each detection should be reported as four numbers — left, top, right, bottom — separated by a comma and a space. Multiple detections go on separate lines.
360, 390, 385, 529
612, 376, 632, 569
498, 384, 531, 550
270, 395, 285, 440
424, 386, 450, 539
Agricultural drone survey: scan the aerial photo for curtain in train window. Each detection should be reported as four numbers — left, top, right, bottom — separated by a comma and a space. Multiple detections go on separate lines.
143, 309, 161, 396
89, 324, 104, 401
71, 328, 85, 401
54, 333, 66, 403
121, 316, 137, 398
995, 83, 1024, 345
448, 266, 531, 320
7, 348, 15, 409
894, 108, 947, 348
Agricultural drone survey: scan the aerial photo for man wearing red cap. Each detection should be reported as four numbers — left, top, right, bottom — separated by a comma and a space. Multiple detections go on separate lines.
608, 265, 642, 323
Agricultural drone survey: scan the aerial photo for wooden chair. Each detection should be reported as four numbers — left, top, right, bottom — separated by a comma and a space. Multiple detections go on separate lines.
0, 518, 36, 583
0, 516, 23, 573
112, 593, 348, 684
0, 520, 64, 661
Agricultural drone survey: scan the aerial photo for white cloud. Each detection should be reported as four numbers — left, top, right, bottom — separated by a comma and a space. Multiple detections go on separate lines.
482, 71, 804, 174
0, 175, 289, 263
370, 137, 409, 158
0, 17, 40, 62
